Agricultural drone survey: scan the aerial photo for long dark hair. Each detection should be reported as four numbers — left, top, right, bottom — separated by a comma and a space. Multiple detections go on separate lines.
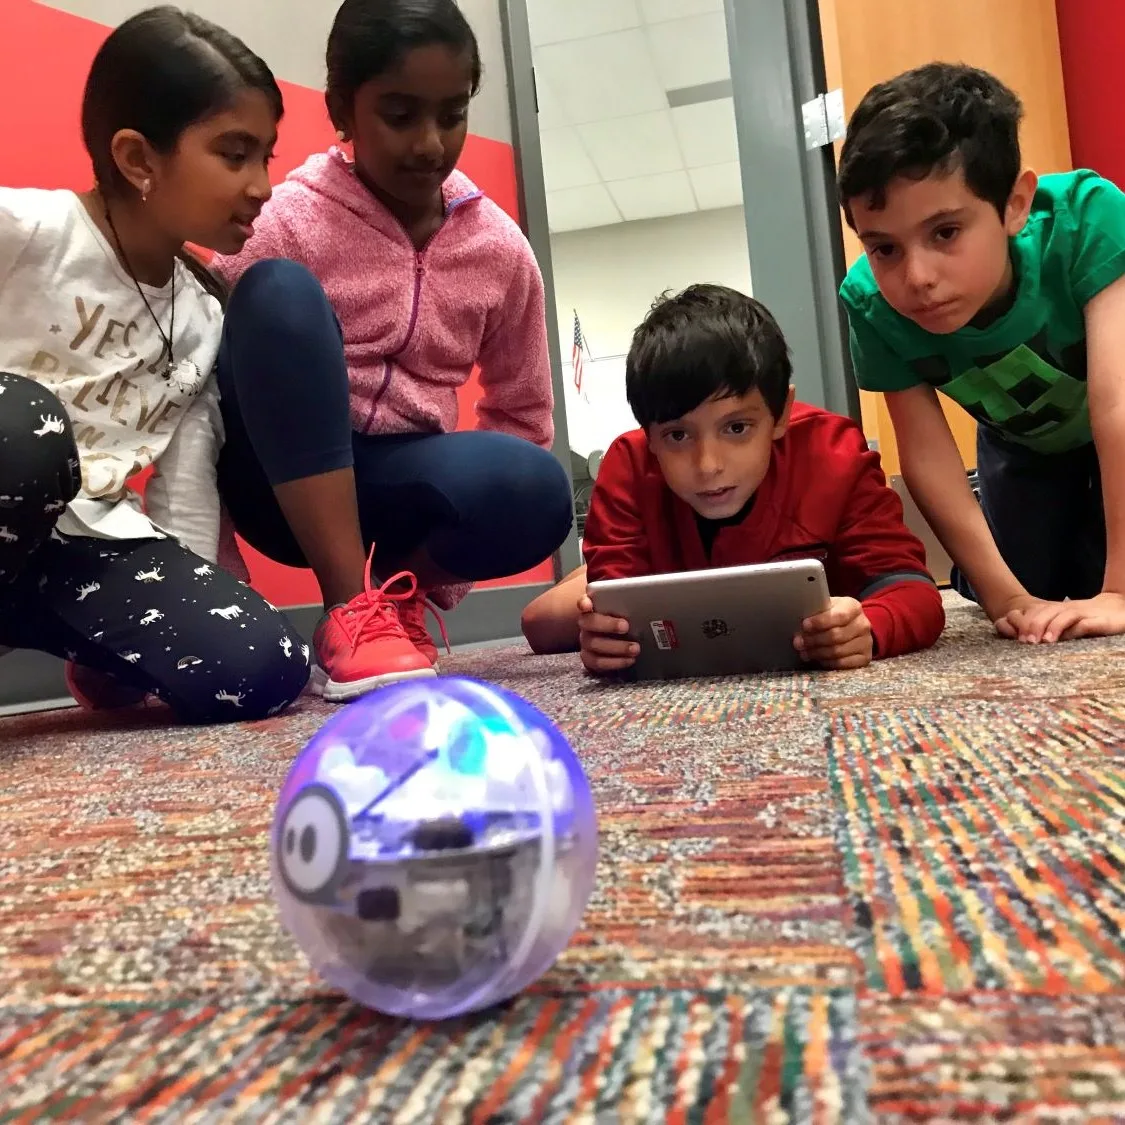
81, 6, 283, 301
326, 0, 481, 124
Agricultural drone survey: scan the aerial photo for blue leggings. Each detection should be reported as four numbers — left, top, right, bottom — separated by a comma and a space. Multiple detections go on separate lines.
215, 261, 573, 581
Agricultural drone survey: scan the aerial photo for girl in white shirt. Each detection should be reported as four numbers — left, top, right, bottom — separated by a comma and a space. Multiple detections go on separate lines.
0, 6, 308, 723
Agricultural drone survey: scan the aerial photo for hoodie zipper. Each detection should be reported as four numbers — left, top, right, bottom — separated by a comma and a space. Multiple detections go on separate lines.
361, 190, 483, 431
365, 255, 423, 425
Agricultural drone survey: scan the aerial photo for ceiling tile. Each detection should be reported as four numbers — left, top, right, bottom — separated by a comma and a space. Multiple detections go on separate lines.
672, 99, 739, 168
577, 111, 683, 181
539, 128, 601, 191
528, 0, 641, 47
689, 162, 744, 210
534, 30, 667, 125
547, 184, 623, 232
606, 171, 698, 221
639, 0, 723, 21
647, 13, 730, 90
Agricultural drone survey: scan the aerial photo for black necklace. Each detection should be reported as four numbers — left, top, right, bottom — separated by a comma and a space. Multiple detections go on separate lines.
103, 201, 199, 392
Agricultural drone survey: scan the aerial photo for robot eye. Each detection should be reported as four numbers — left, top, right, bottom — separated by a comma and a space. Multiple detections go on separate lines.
277, 784, 350, 904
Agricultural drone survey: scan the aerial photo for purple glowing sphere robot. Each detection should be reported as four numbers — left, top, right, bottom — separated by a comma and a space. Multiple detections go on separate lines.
271, 676, 598, 1020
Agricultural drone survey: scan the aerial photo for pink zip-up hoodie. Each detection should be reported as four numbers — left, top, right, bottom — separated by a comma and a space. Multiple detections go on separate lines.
213, 148, 554, 448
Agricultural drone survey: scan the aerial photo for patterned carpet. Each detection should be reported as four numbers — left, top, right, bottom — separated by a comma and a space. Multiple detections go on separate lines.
0, 592, 1122, 1122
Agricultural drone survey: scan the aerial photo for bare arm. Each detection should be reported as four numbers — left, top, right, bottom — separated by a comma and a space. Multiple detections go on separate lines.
886, 385, 1027, 622
1003, 274, 1125, 642
521, 565, 586, 654
1086, 276, 1125, 592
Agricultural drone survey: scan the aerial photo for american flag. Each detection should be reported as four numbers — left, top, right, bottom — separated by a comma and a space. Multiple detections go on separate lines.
572, 309, 587, 394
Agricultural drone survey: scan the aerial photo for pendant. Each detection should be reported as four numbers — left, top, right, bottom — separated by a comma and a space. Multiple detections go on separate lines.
163, 358, 203, 396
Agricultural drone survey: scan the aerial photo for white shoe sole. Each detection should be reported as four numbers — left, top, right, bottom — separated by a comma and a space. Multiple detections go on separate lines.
308, 663, 437, 702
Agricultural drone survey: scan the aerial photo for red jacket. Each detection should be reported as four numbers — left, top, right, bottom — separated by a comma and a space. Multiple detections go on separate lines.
583, 403, 945, 659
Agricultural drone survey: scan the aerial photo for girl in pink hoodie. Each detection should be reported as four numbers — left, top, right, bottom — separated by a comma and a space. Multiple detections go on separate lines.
211, 0, 572, 701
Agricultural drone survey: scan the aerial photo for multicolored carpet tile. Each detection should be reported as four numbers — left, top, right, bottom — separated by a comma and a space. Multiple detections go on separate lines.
860, 994, 1125, 1122
0, 989, 865, 1123
0, 593, 1122, 1120
831, 697, 1125, 997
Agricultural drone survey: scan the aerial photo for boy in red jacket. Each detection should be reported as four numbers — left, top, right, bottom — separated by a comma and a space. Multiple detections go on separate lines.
522, 284, 945, 673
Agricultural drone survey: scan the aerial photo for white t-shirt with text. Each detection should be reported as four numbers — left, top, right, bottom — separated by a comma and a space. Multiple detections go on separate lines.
0, 188, 224, 561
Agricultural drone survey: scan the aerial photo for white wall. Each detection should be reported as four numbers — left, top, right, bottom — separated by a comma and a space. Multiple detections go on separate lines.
550, 206, 753, 457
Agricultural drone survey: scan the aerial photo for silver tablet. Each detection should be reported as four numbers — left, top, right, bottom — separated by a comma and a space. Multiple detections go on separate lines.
587, 559, 831, 681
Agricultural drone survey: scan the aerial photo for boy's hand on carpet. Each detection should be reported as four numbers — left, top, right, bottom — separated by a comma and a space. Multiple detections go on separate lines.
795, 597, 873, 669
991, 592, 1053, 640
577, 595, 638, 675
1003, 591, 1125, 644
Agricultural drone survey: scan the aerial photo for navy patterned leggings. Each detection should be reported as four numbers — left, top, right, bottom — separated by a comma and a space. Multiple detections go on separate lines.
0, 372, 309, 724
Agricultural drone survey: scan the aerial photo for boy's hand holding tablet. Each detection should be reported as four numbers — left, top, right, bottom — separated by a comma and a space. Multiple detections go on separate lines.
577, 595, 638, 675
794, 597, 873, 670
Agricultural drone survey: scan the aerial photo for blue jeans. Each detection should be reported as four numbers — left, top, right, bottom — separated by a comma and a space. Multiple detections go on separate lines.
953, 425, 1105, 603
215, 260, 573, 581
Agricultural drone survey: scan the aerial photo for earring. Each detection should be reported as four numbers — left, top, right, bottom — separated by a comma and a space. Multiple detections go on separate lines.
335, 129, 347, 142
141, 179, 151, 203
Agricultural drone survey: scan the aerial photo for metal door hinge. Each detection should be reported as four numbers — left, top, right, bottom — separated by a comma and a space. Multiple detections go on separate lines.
802, 89, 846, 150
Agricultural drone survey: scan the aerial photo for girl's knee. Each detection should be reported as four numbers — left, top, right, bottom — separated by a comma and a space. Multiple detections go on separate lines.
453, 438, 573, 553
221, 261, 342, 378
170, 659, 307, 724
512, 446, 573, 535
0, 372, 66, 433
456, 444, 572, 572
216, 631, 309, 722
534, 448, 573, 508
156, 615, 309, 725
247, 631, 312, 718
227, 259, 335, 327
0, 373, 79, 498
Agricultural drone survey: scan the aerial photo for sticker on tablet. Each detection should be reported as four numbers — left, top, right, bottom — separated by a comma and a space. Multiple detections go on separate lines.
650, 619, 678, 650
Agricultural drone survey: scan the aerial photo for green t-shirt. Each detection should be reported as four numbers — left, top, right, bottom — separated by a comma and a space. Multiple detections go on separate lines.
840, 169, 1125, 453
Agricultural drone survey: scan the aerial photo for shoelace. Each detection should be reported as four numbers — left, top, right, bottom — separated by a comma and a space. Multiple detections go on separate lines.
328, 547, 452, 656
402, 591, 451, 655
333, 554, 420, 653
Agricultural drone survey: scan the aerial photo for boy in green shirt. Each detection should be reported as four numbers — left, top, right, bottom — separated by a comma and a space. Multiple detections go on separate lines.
838, 62, 1125, 644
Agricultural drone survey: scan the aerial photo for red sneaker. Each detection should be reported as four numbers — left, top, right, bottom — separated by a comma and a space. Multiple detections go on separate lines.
395, 586, 450, 667
65, 661, 149, 711
310, 566, 436, 701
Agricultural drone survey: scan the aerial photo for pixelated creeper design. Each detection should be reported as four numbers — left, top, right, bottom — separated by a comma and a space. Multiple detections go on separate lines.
947, 344, 1085, 437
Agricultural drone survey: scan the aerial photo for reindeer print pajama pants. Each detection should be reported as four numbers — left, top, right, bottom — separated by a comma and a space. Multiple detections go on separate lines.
0, 372, 309, 724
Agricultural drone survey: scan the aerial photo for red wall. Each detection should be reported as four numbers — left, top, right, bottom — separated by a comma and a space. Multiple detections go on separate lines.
1056, 0, 1125, 189
0, 0, 554, 607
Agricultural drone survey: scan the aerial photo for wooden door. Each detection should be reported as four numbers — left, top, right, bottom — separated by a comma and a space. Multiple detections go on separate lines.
819, 0, 1073, 474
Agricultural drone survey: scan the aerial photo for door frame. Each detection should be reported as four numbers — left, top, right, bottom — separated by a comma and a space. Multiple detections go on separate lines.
499, 0, 584, 582
723, 0, 859, 419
